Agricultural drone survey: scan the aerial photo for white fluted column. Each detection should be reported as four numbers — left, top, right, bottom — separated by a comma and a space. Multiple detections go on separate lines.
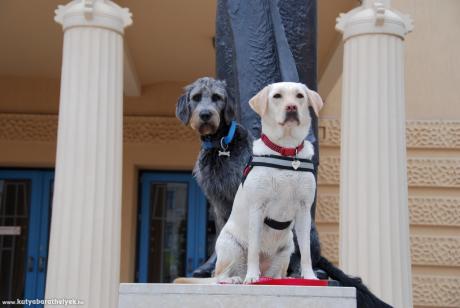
45, 1, 131, 307
336, 1, 413, 307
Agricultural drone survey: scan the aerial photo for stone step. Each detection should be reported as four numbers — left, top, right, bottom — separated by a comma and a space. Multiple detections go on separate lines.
119, 283, 356, 308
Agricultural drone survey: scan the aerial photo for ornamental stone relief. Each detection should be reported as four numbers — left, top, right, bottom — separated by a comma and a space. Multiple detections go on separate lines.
124, 116, 196, 143
0, 113, 58, 142
2, 114, 460, 148
318, 156, 460, 188
412, 275, 460, 308
410, 236, 460, 267
0, 113, 196, 144
317, 232, 459, 270
316, 195, 460, 227
319, 119, 460, 149
315, 232, 460, 307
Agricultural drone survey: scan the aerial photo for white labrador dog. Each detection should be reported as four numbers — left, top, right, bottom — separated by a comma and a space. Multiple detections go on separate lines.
175, 82, 323, 284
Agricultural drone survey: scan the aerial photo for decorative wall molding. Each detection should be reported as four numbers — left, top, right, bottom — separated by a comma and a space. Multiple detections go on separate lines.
1, 113, 459, 150
318, 119, 341, 147
317, 156, 340, 185
0, 113, 196, 144
317, 232, 460, 268
318, 232, 339, 263
124, 116, 196, 143
407, 158, 460, 188
318, 156, 460, 188
316, 194, 340, 223
319, 119, 460, 149
412, 275, 460, 308
315, 232, 460, 307
408, 197, 460, 227
317, 195, 460, 227
411, 236, 460, 267
0, 113, 58, 142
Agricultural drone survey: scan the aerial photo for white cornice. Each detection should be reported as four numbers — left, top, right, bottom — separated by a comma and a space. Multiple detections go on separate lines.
336, 0, 413, 41
55, 0, 132, 34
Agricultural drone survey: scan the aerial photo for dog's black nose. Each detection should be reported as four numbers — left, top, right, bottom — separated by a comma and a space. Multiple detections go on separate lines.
199, 110, 212, 121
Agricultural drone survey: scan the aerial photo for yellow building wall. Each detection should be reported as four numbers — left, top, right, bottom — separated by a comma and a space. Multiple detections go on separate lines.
317, 1, 460, 307
0, 1, 459, 307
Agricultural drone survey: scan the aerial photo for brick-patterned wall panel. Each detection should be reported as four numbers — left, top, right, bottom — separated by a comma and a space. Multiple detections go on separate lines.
407, 158, 460, 188
319, 119, 341, 147
317, 156, 340, 185
123, 116, 195, 143
315, 230, 460, 306
2, 114, 459, 149
316, 232, 460, 268
318, 156, 460, 188
0, 113, 198, 144
316, 194, 460, 227
406, 121, 460, 149
409, 197, 460, 227
319, 119, 460, 149
317, 232, 339, 263
410, 236, 460, 267
412, 275, 460, 308
0, 113, 57, 142
316, 194, 340, 223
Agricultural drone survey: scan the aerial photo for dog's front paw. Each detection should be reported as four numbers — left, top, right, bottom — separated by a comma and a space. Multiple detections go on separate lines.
301, 268, 318, 280
244, 273, 260, 284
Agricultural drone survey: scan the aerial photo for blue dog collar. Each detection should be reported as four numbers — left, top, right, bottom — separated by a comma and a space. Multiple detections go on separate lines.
201, 120, 237, 150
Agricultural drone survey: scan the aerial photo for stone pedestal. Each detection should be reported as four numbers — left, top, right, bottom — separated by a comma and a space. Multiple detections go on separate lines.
336, 1, 413, 307
119, 284, 356, 308
45, 1, 132, 307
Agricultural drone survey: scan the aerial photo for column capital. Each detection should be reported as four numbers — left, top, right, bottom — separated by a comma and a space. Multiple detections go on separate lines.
336, 0, 413, 41
55, 0, 132, 34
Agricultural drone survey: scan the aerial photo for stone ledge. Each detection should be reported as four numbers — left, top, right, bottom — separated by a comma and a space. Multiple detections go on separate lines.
119, 283, 356, 308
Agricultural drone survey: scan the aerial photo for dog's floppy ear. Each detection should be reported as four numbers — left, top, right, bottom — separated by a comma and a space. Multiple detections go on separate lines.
176, 90, 191, 125
305, 86, 324, 117
249, 85, 270, 116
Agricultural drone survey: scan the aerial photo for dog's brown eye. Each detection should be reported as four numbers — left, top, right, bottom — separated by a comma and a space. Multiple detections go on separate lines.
192, 94, 202, 102
212, 94, 222, 102
273, 93, 282, 99
296, 93, 304, 99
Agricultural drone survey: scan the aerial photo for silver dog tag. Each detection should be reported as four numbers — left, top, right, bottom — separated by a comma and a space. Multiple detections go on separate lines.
218, 150, 231, 157
292, 160, 300, 170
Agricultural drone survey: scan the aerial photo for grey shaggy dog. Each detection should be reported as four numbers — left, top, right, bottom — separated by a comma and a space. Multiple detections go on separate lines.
176, 77, 253, 275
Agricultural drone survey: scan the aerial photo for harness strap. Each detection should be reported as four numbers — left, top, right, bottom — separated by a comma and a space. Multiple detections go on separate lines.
241, 154, 315, 231
264, 217, 292, 230
241, 155, 314, 185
